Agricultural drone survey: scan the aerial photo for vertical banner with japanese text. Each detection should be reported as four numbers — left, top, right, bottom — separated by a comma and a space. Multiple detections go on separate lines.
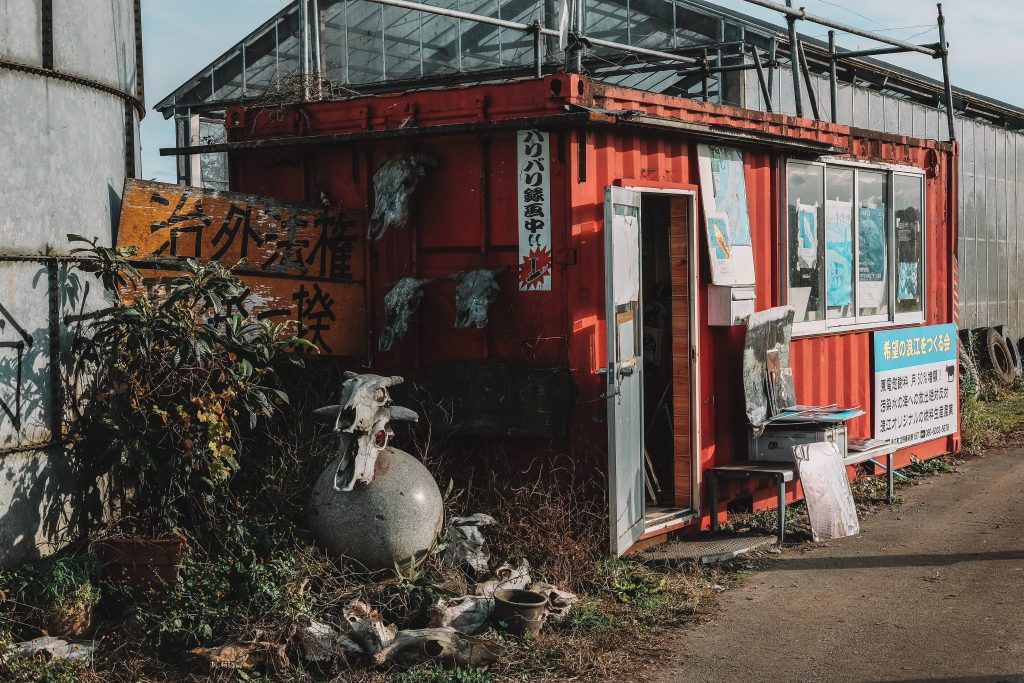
873, 323, 958, 446
517, 130, 552, 291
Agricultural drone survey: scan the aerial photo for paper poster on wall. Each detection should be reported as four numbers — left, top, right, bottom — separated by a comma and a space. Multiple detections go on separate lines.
796, 203, 818, 269
858, 205, 886, 307
697, 145, 755, 285
874, 324, 958, 447
898, 262, 919, 301
706, 213, 732, 260
516, 130, 552, 291
825, 199, 853, 307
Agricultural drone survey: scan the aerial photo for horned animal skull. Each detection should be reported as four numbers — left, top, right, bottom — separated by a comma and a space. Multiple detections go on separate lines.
314, 372, 419, 490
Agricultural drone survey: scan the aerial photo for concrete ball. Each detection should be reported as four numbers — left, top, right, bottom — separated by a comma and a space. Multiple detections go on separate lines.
308, 447, 444, 571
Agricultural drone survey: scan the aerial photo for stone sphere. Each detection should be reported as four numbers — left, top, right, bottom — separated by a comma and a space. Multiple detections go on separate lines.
308, 447, 444, 571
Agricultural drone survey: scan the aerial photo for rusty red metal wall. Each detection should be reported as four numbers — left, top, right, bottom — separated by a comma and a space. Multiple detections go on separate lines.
228, 74, 959, 531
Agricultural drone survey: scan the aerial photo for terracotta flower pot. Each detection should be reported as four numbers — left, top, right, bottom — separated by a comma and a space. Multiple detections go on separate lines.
95, 535, 187, 593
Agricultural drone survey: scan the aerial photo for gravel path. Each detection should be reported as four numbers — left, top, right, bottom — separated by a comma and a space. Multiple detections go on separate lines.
656, 448, 1024, 683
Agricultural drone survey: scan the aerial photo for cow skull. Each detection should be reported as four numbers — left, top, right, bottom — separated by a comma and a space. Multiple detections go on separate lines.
314, 372, 419, 491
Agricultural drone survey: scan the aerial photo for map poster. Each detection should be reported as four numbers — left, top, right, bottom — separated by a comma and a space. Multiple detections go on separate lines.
825, 199, 853, 307
858, 205, 886, 307
697, 144, 756, 286
873, 324, 958, 447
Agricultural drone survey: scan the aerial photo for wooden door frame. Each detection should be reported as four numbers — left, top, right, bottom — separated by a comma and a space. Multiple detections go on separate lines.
621, 181, 701, 537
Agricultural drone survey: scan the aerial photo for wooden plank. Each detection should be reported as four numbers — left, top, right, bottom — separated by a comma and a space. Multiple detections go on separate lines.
116, 179, 367, 356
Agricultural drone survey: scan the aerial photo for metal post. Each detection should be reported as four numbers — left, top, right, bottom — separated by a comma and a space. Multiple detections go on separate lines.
532, 21, 542, 78
797, 40, 819, 120
751, 44, 773, 113
828, 30, 838, 123
786, 0, 803, 117
701, 50, 710, 102
937, 3, 956, 141
709, 471, 719, 533
777, 477, 787, 542
299, 0, 311, 100
572, 0, 583, 74
768, 37, 776, 97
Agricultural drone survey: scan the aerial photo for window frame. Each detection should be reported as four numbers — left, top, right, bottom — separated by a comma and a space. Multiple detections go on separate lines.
781, 157, 927, 337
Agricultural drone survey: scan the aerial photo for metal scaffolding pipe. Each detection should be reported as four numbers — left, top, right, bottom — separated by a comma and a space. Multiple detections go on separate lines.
828, 30, 837, 124
786, 1, 803, 117
937, 3, 956, 141
751, 44, 773, 113
797, 40, 819, 120
738, 0, 941, 57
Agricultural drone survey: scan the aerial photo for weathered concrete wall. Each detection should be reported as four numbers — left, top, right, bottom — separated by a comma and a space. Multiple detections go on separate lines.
0, 0, 140, 566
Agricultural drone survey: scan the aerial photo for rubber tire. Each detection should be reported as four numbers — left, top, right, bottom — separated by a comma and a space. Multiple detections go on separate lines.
959, 345, 981, 401
978, 327, 1016, 385
1005, 333, 1023, 376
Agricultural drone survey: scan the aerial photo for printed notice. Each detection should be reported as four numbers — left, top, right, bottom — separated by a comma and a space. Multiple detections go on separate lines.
873, 324, 958, 447
517, 130, 552, 291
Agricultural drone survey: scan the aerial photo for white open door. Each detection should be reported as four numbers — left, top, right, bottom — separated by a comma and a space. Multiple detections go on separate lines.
605, 186, 644, 556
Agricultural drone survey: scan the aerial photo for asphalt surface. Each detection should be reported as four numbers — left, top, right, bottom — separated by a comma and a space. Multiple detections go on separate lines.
656, 448, 1024, 683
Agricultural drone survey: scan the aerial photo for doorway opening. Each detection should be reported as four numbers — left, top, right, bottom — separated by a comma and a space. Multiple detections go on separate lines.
638, 190, 697, 529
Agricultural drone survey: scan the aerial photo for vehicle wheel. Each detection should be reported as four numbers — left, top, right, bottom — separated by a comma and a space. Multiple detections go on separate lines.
978, 327, 1016, 385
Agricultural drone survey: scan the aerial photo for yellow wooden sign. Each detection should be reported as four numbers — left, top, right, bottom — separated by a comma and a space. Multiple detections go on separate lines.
117, 179, 366, 356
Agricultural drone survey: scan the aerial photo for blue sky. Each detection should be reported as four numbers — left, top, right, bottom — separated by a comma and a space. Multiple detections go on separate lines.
139, 0, 1024, 182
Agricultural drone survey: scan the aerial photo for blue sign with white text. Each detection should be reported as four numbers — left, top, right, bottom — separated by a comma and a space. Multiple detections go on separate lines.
873, 324, 957, 373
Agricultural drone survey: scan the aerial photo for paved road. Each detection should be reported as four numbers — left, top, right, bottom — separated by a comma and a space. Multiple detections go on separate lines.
657, 448, 1024, 683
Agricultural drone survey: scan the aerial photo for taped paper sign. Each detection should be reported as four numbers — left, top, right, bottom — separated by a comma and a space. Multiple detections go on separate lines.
857, 205, 886, 308
117, 179, 366, 355
698, 145, 755, 285
796, 203, 818, 270
825, 199, 853, 307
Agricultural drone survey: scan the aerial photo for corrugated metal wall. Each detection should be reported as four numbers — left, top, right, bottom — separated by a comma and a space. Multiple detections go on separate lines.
743, 66, 1022, 333
0, 0, 141, 565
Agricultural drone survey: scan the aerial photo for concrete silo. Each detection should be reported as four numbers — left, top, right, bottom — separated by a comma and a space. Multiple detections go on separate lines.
0, 0, 143, 565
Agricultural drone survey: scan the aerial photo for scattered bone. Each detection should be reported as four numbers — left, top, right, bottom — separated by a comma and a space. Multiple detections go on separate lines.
13, 637, 94, 663
372, 627, 501, 668
454, 268, 503, 329
444, 512, 496, 576
295, 615, 363, 663
369, 154, 435, 240
379, 276, 430, 351
344, 599, 398, 653
475, 558, 531, 596
530, 581, 578, 621
190, 641, 289, 673
427, 595, 494, 635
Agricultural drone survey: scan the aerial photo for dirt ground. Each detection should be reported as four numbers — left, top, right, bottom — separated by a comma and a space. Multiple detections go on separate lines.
656, 448, 1024, 683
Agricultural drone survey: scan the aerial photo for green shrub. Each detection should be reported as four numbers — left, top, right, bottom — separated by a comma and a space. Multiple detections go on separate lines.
0, 553, 100, 618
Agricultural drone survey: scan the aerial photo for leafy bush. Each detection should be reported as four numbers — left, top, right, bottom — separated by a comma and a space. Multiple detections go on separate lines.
0, 553, 100, 619
68, 235, 309, 537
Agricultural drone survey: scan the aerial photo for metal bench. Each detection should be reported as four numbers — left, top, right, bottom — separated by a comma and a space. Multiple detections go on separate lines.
708, 443, 899, 542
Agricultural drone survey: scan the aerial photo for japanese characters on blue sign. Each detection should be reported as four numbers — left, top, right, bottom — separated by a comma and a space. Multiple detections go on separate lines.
516, 130, 552, 291
873, 323, 958, 446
